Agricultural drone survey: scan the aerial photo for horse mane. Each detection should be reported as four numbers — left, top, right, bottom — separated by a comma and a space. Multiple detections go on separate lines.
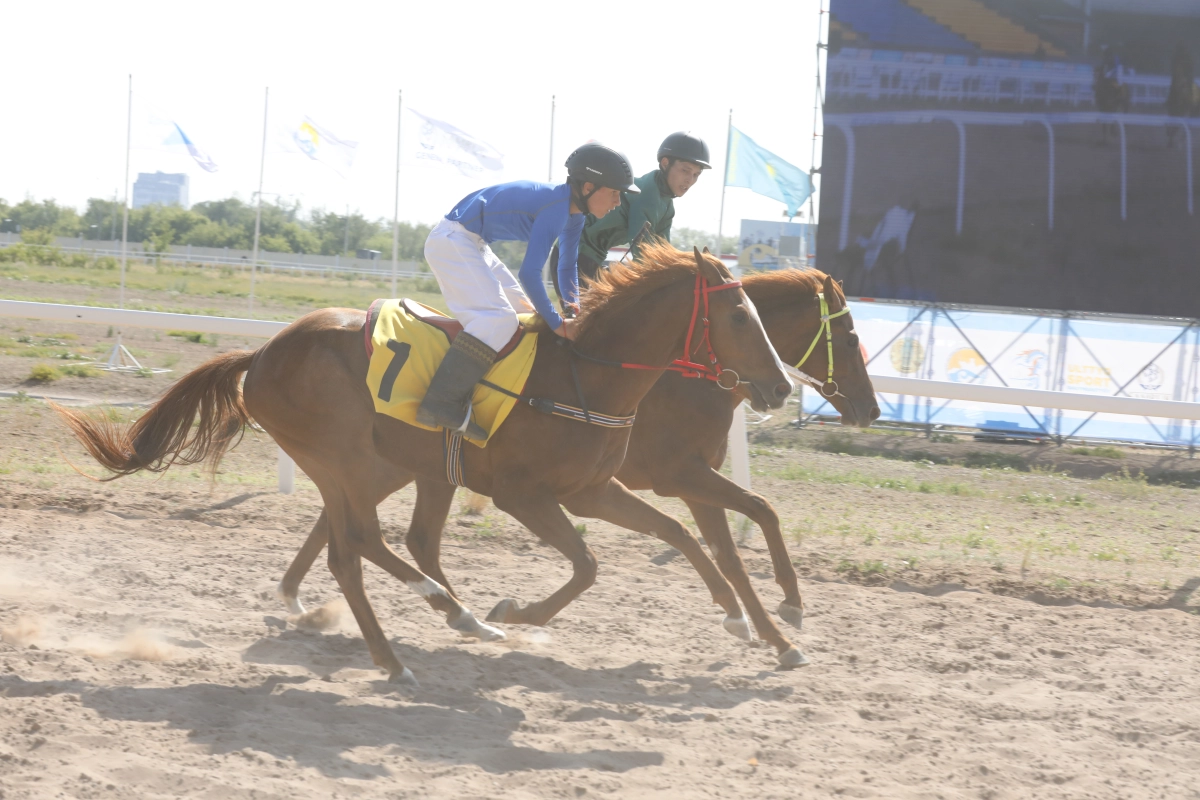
558, 240, 714, 340
741, 268, 839, 314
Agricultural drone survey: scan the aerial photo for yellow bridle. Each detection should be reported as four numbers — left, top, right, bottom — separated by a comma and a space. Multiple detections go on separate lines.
792, 292, 850, 398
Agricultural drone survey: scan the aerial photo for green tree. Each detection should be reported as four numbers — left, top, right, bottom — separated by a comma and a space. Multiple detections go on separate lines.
671, 226, 739, 256
4, 198, 81, 235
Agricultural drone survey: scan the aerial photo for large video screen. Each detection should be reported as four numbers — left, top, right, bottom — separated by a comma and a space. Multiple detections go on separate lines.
817, 0, 1200, 318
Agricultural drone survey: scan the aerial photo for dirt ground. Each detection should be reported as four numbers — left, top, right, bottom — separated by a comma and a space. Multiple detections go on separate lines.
2, 264, 1200, 798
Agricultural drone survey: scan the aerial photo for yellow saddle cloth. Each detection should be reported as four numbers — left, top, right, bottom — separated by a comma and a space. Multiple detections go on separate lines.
364, 299, 539, 447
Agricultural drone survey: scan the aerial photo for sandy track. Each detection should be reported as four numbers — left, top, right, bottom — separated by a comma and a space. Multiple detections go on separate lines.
2, 490, 1199, 800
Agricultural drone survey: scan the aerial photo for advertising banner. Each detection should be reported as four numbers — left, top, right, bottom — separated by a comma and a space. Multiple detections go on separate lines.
800, 300, 1200, 444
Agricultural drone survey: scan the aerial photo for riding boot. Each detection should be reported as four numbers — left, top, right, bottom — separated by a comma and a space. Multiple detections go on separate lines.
416, 332, 496, 441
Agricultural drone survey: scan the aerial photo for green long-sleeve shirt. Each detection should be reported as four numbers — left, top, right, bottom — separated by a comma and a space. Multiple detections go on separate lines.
578, 169, 674, 264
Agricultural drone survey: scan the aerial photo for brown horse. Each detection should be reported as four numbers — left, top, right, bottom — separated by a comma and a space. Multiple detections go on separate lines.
55, 246, 791, 684
276, 269, 878, 668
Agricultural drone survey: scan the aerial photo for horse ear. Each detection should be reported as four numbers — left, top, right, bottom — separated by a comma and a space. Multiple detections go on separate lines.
702, 245, 711, 255
822, 273, 845, 312
695, 246, 732, 285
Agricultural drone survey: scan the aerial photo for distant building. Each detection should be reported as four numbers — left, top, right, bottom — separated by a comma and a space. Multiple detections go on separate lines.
132, 172, 189, 209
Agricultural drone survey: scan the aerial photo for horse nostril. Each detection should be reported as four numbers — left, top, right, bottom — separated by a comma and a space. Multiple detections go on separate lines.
870, 405, 881, 421
773, 382, 791, 400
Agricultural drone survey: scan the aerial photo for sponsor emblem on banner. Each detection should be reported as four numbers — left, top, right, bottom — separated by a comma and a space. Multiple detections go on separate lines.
889, 338, 925, 374
1012, 349, 1047, 389
946, 348, 986, 383
1138, 363, 1163, 392
1067, 364, 1112, 392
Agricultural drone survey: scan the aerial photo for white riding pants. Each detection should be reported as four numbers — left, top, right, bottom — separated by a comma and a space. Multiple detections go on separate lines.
423, 218, 534, 351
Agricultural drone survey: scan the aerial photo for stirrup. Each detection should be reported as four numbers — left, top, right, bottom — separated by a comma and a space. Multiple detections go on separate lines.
450, 405, 488, 441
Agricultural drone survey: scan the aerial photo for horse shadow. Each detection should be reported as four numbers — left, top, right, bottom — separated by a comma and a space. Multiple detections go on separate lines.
241, 628, 793, 714
0, 630, 789, 780
0, 670, 662, 779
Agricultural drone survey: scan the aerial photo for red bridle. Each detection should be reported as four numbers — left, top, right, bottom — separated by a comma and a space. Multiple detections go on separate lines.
593, 272, 744, 389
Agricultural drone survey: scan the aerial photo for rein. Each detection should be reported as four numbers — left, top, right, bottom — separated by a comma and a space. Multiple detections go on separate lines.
569, 272, 747, 391
791, 292, 850, 399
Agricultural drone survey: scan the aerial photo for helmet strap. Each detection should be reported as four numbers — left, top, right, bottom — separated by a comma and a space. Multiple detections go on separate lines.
570, 178, 598, 215
660, 157, 680, 197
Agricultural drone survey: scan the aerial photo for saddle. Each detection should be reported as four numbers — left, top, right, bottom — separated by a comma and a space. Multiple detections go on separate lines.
362, 298, 540, 447
365, 298, 524, 360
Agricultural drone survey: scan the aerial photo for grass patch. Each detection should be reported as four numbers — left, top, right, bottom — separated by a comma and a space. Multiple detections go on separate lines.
963, 451, 1027, 471
1070, 445, 1124, 459
775, 463, 982, 496
814, 432, 952, 466
167, 330, 212, 344
0, 258, 447, 319
61, 363, 101, 378
28, 364, 61, 382
836, 558, 890, 578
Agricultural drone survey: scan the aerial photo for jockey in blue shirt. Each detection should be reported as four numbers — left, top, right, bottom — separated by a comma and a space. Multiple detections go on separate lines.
417, 142, 639, 439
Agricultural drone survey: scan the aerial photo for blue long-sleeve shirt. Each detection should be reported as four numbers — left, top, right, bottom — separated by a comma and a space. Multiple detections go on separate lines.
445, 181, 583, 331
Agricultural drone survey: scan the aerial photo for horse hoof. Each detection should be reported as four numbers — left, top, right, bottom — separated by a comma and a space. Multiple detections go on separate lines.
778, 646, 810, 669
723, 614, 753, 642
777, 601, 805, 630
389, 666, 419, 687
450, 609, 507, 642
276, 581, 305, 616
486, 598, 521, 624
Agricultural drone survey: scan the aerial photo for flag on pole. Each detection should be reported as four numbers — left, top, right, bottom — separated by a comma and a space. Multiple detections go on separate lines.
166, 123, 218, 172
281, 116, 358, 177
724, 126, 813, 217
408, 108, 504, 178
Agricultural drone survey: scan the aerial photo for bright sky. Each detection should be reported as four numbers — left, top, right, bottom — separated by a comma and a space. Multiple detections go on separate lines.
3, 1, 826, 237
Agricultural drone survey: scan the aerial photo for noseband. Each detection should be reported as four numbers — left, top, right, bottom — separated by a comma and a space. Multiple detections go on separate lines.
790, 292, 850, 399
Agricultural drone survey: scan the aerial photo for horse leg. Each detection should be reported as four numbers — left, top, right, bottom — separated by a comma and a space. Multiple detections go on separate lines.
405, 477, 460, 600
305, 461, 416, 684
277, 511, 328, 615
276, 460, 414, 616
561, 479, 750, 643
657, 463, 805, 628
485, 486, 598, 627
685, 500, 807, 668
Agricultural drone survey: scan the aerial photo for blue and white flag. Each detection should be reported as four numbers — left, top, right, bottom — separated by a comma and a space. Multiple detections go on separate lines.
407, 108, 504, 178
281, 116, 358, 178
167, 123, 218, 173
725, 126, 813, 217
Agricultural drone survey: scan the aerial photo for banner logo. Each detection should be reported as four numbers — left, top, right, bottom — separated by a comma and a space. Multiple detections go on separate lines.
890, 338, 925, 374
1138, 363, 1163, 392
1012, 349, 1048, 390
946, 348, 986, 383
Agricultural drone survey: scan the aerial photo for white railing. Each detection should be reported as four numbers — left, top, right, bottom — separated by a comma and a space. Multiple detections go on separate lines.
6, 300, 1200, 494
0, 239, 428, 282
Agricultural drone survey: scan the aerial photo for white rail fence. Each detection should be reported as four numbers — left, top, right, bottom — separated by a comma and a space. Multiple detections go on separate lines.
4, 299, 1200, 494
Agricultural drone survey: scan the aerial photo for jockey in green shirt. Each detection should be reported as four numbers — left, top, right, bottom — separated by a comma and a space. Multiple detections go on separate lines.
553, 131, 711, 304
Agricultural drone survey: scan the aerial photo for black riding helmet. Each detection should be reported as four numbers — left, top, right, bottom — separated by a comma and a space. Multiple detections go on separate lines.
565, 142, 639, 212
565, 142, 639, 192
657, 131, 712, 169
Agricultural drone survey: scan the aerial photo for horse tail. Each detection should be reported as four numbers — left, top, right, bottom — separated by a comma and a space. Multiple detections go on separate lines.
54, 349, 256, 479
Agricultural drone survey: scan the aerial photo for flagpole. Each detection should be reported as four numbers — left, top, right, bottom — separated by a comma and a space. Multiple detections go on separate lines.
392, 89, 402, 296
716, 108, 753, 506
249, 87, 268, 316
547, 95, 556, 181
808, 0, 826, 266
120, 74, 131, 310
715, 108, 732, 259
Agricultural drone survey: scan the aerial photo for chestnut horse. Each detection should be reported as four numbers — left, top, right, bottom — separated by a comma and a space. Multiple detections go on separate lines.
56, 247, 791, 684
276, 269, 877, 668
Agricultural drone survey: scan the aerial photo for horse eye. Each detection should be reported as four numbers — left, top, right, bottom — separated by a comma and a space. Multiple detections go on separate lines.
847, 333, 859, 348
732, 308, 749, 325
